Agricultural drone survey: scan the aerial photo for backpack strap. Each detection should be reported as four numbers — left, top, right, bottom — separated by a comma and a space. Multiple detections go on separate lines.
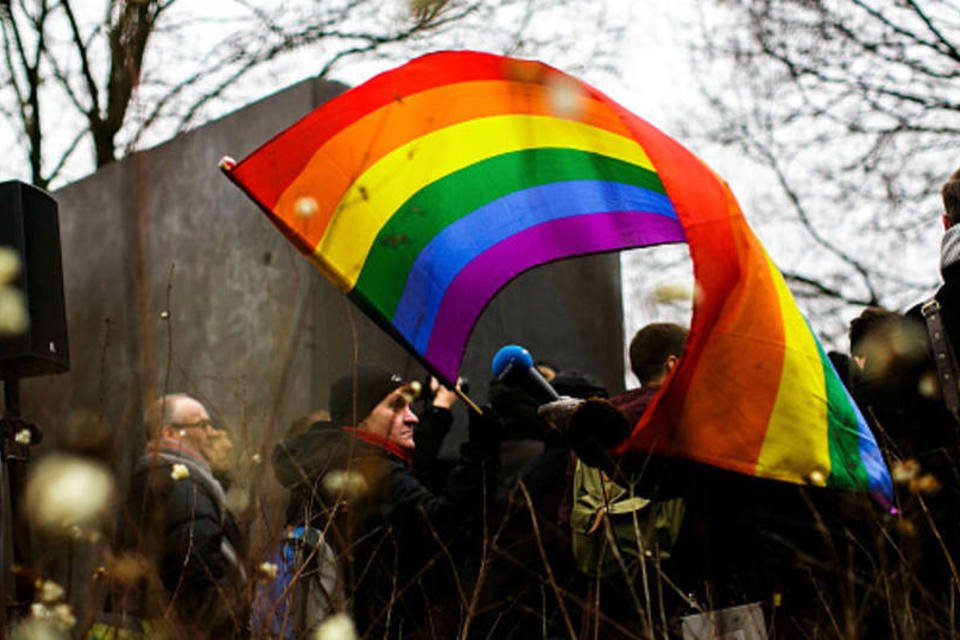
921, 298, 960, 422
287, 525, 324, 549
285, 524, 341, 628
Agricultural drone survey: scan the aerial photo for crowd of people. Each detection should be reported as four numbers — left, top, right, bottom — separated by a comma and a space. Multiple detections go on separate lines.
83, 170, 960, 638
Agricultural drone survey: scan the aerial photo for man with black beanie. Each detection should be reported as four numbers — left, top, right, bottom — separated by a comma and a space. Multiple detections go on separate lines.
272, 364, 502, 637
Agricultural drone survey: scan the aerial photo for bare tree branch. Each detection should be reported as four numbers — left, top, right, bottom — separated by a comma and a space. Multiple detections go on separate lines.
2, 0, 622, 187
45, 125, 86, 184
912, 7, 960, 56
59, 0, 101, 122
694, 0, 959, 321
783, 272, 879, 307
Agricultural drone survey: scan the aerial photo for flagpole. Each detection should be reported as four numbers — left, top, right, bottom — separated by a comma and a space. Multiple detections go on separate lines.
454, 386, 483, 415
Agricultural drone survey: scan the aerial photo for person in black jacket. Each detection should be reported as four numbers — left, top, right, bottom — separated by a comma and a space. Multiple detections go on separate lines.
851, 169, 960, 635
97, 393, 246, 639
273, 365, 501, 638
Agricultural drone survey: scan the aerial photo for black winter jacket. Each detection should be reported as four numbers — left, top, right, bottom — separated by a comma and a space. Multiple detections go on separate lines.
851, 257, 960, 624
111, 440, 246, 636
857, 263, 960, 470
273, 413, 497, 638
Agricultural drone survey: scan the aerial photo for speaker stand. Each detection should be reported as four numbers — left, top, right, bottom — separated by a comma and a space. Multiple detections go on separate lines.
2, 379, 38, 620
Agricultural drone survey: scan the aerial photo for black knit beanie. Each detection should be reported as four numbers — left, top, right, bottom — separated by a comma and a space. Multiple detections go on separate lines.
329, 364, 404, 425
552, 370, 609, 400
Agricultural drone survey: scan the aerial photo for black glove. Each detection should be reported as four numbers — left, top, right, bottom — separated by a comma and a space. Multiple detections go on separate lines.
466, 404, 505, 454
567, 398, 631, 471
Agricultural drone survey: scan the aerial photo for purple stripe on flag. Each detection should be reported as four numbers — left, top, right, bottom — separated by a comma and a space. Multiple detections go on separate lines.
393, 180, 677, 352
423, 210, 687, 381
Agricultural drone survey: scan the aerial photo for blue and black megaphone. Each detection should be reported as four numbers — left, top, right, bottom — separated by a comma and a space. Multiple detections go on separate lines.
491, 344, 559, 405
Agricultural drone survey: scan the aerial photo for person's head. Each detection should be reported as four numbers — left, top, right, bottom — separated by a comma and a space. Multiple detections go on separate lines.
942, 167, 960, 229
144, 393, 218, 456
534, 361, 558, 382
847, 306, 927, 382
849, 306, 901, 369
552, 370, 608, 400
628, 323, 689, 386
329, 365, 420, 450
359, 383, 421, 450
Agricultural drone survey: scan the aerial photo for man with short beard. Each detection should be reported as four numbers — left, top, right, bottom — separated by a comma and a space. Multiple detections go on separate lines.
95, 393, 246, 639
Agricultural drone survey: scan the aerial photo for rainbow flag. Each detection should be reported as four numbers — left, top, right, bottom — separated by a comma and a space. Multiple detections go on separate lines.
223, 51, 892, 500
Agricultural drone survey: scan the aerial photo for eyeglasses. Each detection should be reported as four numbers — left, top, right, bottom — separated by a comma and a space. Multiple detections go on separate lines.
171, 419, 217, 431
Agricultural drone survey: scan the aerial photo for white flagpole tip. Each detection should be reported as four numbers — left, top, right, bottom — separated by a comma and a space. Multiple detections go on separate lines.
219, 156, 237, 171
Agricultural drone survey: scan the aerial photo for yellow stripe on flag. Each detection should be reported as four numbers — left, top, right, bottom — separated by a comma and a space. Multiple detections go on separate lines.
756, 251, 830, 483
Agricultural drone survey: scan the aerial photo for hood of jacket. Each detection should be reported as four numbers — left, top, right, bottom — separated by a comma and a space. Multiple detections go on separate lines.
272, 421, 409, 490
272, 421, 345, 489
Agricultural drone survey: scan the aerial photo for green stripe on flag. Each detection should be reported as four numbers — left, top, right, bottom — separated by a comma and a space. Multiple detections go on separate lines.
817, 338, 870, 491
355, 148, 665, 318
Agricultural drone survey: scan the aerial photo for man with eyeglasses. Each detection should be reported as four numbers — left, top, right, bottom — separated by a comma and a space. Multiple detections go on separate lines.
94, 393, 246, 639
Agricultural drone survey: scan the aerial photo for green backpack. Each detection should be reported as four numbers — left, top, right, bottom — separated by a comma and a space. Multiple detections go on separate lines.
570, 459, 685, 577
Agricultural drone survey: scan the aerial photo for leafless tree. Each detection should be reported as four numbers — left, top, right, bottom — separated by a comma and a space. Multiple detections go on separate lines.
689, 0, 960, 335
0, 0, 622, 189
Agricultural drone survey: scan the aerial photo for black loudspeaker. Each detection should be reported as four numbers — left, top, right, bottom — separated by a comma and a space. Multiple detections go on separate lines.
0, 181, 69, 379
